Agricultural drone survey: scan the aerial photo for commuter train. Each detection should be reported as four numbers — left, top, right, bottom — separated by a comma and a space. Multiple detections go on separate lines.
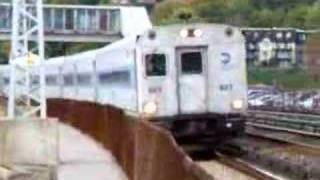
1, 23, 248, 142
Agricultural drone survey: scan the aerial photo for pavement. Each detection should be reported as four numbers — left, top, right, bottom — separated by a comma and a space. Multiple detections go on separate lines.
58, 124, 128, 180
0, 101, 128, 180
198, 161, 256, 180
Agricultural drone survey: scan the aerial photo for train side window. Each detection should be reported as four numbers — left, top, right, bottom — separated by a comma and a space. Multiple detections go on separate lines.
145, 54, 166, 76
77, 73, 92, 86
63, 74, 74, 86
4, 77, 9, 85
46, 75, 58, 85
181, 52, 202, 74
31, 75, 39, 85
99, 70, 131, 86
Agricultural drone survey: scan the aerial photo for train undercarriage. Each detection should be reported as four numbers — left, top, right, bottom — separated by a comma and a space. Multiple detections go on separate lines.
153, 113, 246, 149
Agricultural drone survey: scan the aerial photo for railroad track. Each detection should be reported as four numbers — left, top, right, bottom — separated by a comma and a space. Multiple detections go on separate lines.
194, 109, 320, 180
241, 110, 320, 180
246, 110, 320, 137
181, 142, 281, 180
235, 135, 320, 180
214, 152, 279, 180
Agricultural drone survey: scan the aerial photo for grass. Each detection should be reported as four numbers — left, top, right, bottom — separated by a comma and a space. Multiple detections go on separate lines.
247, 67, 320, 90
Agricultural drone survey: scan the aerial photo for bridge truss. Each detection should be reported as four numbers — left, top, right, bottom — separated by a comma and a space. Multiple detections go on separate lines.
8, 0, 46, 119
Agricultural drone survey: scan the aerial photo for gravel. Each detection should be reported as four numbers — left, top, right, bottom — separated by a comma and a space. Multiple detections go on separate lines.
58, 124, 128, 180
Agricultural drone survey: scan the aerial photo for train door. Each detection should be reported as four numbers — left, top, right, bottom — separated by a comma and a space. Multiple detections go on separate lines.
176, 47, 208, 114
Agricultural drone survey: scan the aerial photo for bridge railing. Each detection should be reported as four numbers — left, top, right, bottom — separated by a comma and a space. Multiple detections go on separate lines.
0, 3, 121, 35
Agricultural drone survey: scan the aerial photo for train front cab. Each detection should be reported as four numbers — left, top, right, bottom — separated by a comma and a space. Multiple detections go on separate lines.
172, 45, 245, 142
138, 24, 247, 144
140, 46, 245, 142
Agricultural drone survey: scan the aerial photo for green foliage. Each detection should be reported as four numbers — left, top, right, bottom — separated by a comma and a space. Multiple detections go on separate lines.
47, 0, 103, 5
0, 42, 10, 64
153, 1, 186, 24
249, 9, 285, 27
248, 68, 320, 90
45, 42, 107, 58
285, 6, 310, 28
305, 4, 320, 28
153, 0, 320, 28
100, 0, 110, 4
194, 0, 253, 25
48, 0, 79, 4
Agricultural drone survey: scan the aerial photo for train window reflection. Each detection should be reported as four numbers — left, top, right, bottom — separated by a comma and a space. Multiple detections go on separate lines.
145, 54, 166, 76
181, 52, 202, 74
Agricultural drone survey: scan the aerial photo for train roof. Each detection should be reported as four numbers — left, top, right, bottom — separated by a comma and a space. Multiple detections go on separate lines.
155, 23, 237, 30
145, 23, 245, 46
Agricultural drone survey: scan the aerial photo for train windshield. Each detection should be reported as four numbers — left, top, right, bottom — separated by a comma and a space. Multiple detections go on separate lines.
145, 54, 166, 77
181, 52, 202, 74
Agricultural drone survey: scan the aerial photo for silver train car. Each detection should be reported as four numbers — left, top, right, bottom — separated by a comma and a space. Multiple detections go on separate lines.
1, 23, 248, 141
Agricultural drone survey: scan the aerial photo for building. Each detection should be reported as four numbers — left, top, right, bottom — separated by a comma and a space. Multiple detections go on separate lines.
111, 0, 157, 4
111, 0, 157, 11
241, 28, 307, 68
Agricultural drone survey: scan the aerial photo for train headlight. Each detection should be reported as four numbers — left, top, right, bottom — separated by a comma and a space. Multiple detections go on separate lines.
180, 29, 188, 38
143, 101, 157, 115
180, 28, 203, 38
226, 123, 233, 128
194, 29, 203, 37
232, 100, 243, 110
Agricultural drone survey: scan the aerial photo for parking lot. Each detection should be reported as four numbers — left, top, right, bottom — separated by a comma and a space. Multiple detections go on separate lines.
248, 85, 320, 114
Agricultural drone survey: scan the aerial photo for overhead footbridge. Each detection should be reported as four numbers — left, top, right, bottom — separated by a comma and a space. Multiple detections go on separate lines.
0, 3, 152, 43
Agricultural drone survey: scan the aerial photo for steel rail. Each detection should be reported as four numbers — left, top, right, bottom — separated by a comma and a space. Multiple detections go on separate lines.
248, 110, 320, 120
215, 153, 280, 180
246, 111, 320, 136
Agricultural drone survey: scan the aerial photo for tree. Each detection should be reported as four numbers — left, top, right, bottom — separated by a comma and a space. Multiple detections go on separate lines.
225, 0, 253, 26
285, 6, 309, 28
0, 42, 10, 64
251, 0, 317, 10
48, 0, 79, 4
249, 9, 285, 27
100, 0, 110, 4
193, 0, 230, 23
152, 1, 187, 24
305, 4, 320, 29
47, 0, 100, 4
305, 33, 320, 81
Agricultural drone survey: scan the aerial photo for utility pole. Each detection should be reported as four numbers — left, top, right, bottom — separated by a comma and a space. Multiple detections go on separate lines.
8, 0, 46, 119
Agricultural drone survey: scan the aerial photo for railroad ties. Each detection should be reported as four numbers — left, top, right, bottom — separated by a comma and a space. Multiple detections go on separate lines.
246, 110, 320, 137
242, 110, 320, 179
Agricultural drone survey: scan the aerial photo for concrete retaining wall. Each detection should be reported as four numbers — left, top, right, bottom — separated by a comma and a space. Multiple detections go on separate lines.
47, 99, 213, 180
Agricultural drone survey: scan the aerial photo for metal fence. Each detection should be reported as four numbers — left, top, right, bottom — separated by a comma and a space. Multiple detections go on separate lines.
248, 86, 320, 114
47, 99, 213, 180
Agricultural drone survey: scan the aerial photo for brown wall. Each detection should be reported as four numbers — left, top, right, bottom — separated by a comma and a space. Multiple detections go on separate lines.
47, 99, 213, 180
